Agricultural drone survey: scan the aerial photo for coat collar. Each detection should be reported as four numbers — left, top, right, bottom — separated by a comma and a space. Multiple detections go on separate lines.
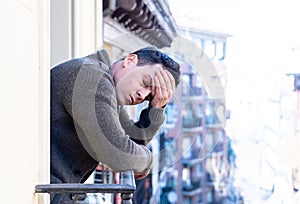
96, 49, 111, 67
88, 49, 111, 72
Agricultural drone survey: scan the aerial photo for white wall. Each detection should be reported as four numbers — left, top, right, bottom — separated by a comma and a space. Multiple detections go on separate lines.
0, 0, 50, 203
0, 0, 112, 202
51, 0, 103, 67
0, 0, 103, 203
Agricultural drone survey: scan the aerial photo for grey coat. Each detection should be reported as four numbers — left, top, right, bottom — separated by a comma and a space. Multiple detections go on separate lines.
50, 50, 165, 203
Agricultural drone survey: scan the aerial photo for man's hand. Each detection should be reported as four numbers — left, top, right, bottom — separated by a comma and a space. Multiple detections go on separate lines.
134, 170, 150, 180
150, 68, 175, 108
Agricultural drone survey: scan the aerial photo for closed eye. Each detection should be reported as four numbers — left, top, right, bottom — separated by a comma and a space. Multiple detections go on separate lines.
143, 79, 149, 87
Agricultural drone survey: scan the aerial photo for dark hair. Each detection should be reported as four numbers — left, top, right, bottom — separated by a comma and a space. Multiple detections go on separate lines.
132, 47, 181, 87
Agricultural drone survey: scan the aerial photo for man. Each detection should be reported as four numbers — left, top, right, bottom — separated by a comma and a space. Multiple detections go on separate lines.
51, 47, 181, 203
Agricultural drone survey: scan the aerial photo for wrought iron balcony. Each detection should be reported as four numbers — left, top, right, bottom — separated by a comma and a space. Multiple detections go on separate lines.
182, 86, 203, 97
35, 171, 136, 204
182, 116, 202, 128
182, 180, 202, 194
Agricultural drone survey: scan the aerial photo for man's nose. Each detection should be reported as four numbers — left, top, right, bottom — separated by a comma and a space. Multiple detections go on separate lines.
136, 88, 151, 100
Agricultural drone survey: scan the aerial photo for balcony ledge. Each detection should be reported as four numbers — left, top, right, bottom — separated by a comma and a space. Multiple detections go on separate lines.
182, 126, 203, 133
182, 187, 202, 196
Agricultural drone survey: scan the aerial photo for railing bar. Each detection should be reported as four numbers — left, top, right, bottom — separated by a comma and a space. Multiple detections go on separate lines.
101, 164, 105, 183
35, 183, 135, 194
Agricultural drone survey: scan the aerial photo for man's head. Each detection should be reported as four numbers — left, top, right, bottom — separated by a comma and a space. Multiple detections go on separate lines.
112, 47, 181, 106
132, 47, 181, 87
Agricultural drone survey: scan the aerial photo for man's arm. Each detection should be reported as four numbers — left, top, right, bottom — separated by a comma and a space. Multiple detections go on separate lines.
63, 64, 152, 174
119, 105, 165, 146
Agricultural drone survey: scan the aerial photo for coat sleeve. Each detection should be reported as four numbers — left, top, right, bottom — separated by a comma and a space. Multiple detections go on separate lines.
119, 105, 165, 146
62, 64, 152, 173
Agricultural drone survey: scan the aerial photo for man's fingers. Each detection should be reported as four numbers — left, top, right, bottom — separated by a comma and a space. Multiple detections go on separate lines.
156, 68, 175, 92
150, 68, 175, 108
159, 68, 171, 92
161, 69, 175, 95
158, 68, 175, 97
135, 171, 149, 180
165, 69, 175, 92
156, 69, 165, 95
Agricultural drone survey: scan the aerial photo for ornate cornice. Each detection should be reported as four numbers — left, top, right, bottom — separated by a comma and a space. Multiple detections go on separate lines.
103, 0, 177, 48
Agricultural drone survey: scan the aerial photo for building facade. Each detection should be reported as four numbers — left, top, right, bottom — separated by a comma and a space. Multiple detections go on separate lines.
155, 24, 233, 204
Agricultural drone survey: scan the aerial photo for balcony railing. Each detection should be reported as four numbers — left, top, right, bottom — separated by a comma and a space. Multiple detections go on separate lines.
182, 116, 202, 128
182, 86, 203, 97
182, 180, 202, 194
35, 171, 136, 204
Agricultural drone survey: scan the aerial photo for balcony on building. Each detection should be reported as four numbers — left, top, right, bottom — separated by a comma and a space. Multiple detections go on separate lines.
205, 100, 225, 129
182, 142, 203, 167
103, 0, 177, 49
181, 72, 204, 100
182, 102, 204, 132
182, 166, 203, 196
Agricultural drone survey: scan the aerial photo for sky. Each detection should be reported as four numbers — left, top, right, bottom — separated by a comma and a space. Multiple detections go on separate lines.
169, 0, 300, 74
169, 0, 300, 116
168, 0, 300, 203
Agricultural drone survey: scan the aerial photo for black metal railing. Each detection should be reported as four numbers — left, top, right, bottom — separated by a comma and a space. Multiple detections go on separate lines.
35, 171, 136, 204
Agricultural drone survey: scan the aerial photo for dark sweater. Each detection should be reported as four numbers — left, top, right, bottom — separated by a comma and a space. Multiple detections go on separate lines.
50, 50, 165, 203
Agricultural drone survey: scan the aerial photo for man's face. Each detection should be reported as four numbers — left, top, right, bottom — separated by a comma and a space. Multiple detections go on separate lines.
115, 63, 162, 105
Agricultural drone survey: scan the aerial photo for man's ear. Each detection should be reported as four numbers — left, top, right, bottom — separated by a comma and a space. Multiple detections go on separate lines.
122, 54, 138, 68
